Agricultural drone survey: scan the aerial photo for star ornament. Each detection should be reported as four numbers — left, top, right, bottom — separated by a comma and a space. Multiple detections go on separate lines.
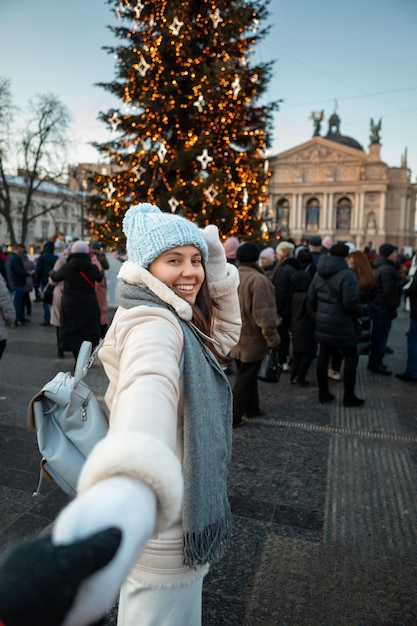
168, 197, 179, 213
231, 76, 241, 98
209, 8, 223, 28
133, 0, 144, 19
196, 148, 213, 170
157, 143, 168, 162
109, 111, 121, 131
169, 16, 184, 36
136, 55, 150, 77
132, 164, 146, 180
104, 181, 115, 200
193, 94, 206, 113
204, 185, 218, 203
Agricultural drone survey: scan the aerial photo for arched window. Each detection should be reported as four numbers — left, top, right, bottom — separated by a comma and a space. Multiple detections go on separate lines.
275, 198, 290, 236
305, 198, 320, 231
336, 197, 351, 230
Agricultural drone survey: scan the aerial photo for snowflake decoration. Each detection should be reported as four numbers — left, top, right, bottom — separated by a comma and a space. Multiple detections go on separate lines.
204, 185, 218, 203
250, 73, 259, 84
157, 143, 168, 162
136, 56, 150, 77
168, 197, 180, 213
133, 0, 144, 19
196, 148, 213, 170
252, 18, 259, 33
104, 181, 115, 200
231, 76, 241, 98
108, 111, 122, 132
193, 95, 206, 113
169, 16, 184, 36
209, 8, 223, 28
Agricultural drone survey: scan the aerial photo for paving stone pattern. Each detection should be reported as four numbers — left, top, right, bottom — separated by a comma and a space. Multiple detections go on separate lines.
0, 300, 416, 625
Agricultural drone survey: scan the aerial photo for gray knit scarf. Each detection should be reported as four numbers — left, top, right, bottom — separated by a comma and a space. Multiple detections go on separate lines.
117, 282, 233, 567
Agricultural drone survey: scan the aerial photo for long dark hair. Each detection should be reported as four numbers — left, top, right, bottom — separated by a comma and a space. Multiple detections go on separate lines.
192, 273, 228, 364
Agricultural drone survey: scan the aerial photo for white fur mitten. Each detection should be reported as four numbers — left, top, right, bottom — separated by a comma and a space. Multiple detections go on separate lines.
201, 224, 228, 283
53, 476, 157, 626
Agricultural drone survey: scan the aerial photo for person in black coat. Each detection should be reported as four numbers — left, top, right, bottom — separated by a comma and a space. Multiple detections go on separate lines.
307, 243, 363, 407
35, 240, 59, 325
368, 243, 399, 375
5, 243, 29, 325
271, 241, 298, 370
289, 248, 316, 385
49, 241, 103, 359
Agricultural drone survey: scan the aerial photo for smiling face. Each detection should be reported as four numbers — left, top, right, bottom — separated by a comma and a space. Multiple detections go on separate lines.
148, 245, 205, 305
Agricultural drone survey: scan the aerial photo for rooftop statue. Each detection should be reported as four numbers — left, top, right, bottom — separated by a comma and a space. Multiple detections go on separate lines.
370, 118, 382, 144
310, 110, 324, 136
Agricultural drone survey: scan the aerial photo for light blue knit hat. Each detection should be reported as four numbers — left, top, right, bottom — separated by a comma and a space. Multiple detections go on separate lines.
123, 203, 208, 267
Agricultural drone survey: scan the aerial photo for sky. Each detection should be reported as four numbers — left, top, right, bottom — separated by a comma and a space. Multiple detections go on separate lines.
1, 0, 417, 181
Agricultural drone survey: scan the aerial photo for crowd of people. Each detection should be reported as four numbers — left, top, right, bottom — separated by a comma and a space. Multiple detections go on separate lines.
0, 236, 109, 365
0, 217, 416, 625
222, 233, 417, 425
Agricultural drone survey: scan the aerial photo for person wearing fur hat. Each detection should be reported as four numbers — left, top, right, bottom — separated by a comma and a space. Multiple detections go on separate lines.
231, 242, 280, 427
368, 243, 399, 375
49, 240, 103, 360
48, 204, 241, 626
259, 246, 277, 277
307, 243, 364, 406
222, 235, 240, 265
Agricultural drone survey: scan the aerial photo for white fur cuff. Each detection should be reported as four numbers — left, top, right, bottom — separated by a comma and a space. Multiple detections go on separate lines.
77, 432, 184, 532
208, 263, 239, 299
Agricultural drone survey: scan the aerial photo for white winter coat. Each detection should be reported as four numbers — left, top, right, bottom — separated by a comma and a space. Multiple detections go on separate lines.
77, 260, 241, 586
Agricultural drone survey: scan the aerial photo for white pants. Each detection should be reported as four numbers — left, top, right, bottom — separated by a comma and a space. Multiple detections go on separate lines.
117, 574, 204, 626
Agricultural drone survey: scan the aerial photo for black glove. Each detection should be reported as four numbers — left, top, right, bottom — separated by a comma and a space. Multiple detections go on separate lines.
0, 527, 121, 626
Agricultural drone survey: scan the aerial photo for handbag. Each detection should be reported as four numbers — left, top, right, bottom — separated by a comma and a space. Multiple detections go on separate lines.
258, 349, 282, 383
42, 284, 55, 305
28, 340, 108, 497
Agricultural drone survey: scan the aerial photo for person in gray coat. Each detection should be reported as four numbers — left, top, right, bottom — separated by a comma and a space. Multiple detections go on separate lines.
307, 243, 363, 407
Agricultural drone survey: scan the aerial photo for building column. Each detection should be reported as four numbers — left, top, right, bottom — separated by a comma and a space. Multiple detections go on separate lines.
358, 192, 365, 232
290, 193, 297, 230
322, 193, 328, 230
379, 192, 386, 231
297, 194, 303, 230
327, 194, 334, 230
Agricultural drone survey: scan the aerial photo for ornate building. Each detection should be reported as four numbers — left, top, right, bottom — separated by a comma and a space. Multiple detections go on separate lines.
266, 113, 417, 251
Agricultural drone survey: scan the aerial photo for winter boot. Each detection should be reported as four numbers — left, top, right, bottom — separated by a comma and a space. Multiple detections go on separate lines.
343, 369, 365, 407
317, 367, 335, 403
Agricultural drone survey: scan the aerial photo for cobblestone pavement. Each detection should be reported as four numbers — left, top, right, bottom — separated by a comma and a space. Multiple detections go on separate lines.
0, 299, 416, 625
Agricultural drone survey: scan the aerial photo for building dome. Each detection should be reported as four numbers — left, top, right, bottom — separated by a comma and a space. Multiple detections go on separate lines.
325, 113, 364, 151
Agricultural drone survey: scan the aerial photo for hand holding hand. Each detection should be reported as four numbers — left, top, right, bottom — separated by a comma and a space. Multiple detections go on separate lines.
0, 528, 121, 626
53, 476, 157, 626
201, 225, 228, 283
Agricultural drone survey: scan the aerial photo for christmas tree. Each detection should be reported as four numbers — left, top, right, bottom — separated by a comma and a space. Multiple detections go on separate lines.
89, 0, 279, 247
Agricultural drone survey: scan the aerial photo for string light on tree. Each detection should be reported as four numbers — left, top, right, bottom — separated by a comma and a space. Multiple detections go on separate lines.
89, 0, 279, 247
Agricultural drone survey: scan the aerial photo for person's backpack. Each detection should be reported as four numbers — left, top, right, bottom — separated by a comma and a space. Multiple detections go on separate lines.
28, 341, 109, 497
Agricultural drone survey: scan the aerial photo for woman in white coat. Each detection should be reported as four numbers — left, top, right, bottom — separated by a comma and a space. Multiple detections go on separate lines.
51, 203, 242, 626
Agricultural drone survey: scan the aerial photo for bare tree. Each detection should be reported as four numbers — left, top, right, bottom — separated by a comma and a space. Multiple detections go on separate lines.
0, 78, 71, 245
